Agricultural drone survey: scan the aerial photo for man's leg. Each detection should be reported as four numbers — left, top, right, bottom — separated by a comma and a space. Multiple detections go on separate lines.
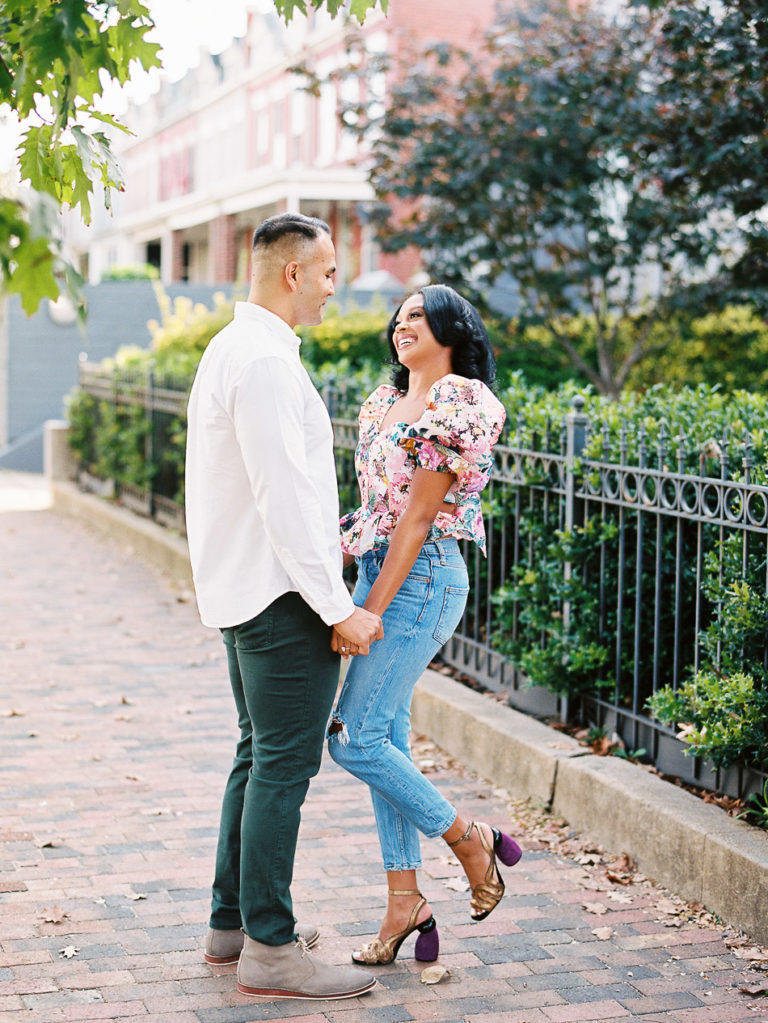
208, 627, 253, 932
236, 591, 340, 945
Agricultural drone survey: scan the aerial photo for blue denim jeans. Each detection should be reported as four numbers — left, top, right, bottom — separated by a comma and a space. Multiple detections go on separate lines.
328, 538, 469, 870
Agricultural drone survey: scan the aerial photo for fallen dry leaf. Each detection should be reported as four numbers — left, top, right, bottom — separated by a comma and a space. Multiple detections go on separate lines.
592, 736, 615, 756
608, 852, 637, 873
40, 906, 69, 924
656, 898, 682, 915
739, 981, 768, 996
576, 853, 603, 866
582, 902, 608, 915
734, 947, 768, 963
592, 927, 614, 940
59, 946, 79, 959
420, 965, 450, 985
605, 870, 634, 885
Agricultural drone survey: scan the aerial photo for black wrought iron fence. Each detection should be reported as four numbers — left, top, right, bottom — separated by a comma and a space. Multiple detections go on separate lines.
76, 363, 188, 531
75, 367, 768, 799
333, 394, 768, 798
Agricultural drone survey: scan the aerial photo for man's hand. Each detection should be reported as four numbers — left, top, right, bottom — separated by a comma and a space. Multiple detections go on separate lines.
331, 607, 383, 657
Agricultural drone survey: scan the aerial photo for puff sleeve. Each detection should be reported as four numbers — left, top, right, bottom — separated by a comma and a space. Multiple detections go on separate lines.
398, 375, 506, 499
358, 384, 400, 431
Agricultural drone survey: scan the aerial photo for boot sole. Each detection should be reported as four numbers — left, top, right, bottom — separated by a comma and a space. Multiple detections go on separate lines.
204, 952, 240, 965
237, 977, 376, 999
206, 930, 320, 965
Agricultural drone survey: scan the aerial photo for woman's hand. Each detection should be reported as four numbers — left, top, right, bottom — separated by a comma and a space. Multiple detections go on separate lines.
331, 607, 384, 657
331, 626, 357, 659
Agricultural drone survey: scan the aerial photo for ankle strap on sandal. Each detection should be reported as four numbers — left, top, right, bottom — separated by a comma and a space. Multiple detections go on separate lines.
447, 820, 474, 848
388, 888, 422, 897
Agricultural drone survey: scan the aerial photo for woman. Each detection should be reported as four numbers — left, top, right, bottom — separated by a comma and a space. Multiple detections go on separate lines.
327, 284, 522, 967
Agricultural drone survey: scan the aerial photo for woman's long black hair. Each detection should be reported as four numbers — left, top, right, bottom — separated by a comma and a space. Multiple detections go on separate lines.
386, 284, 496, 393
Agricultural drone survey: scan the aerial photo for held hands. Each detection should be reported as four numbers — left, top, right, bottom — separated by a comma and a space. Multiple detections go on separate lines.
332, 607, 384, 658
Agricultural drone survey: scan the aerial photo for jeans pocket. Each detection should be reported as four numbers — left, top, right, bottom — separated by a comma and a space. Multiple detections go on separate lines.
234, 605, 274, 652
433, 585, 469, 645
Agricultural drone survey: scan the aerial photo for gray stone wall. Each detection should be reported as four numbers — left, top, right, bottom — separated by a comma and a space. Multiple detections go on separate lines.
0, 281, 233, 472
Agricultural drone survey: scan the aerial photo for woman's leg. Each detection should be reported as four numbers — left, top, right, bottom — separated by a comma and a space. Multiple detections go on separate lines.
329, 541, 469, 943
368, 698, 419, 871
329, 544, 468, 866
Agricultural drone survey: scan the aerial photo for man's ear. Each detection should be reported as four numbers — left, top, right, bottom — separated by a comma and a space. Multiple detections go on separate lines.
284, 260, 300, 292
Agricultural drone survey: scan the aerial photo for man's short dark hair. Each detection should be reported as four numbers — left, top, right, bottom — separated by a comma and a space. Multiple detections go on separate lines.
252, 212, 331, 250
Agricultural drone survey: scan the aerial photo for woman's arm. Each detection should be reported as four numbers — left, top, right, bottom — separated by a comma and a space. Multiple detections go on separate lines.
342, 551, 356, 570
362, 467, 456, 618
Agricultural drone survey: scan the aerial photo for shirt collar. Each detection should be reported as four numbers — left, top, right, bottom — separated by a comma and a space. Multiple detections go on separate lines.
234, 301, 301, 352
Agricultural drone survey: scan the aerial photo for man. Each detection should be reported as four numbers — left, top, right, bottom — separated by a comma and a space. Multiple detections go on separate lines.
185, 212, 382, 1000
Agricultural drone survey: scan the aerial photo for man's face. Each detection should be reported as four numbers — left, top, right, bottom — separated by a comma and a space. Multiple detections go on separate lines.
293, 232, 336, 327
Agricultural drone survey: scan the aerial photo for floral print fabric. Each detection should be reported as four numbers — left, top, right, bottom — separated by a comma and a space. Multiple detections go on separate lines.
339, 373, 506, 555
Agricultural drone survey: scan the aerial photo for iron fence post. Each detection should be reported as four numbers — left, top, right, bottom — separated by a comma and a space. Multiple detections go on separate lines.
145, 365, 155, 518
561, 395, 589, 721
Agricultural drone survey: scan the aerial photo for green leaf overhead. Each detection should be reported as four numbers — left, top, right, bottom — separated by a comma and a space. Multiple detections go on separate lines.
0, 0, 160, 313
273, 0, 387, 23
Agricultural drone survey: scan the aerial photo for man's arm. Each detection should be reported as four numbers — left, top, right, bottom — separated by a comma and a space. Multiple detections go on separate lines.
232, 356, 358, 626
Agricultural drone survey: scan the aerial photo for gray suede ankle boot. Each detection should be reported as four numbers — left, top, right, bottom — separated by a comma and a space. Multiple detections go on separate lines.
237, 934, 376, 999
204, 924, 319, 965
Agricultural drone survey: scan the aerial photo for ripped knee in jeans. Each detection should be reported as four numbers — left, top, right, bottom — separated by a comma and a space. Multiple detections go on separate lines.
327, 712, 350, 746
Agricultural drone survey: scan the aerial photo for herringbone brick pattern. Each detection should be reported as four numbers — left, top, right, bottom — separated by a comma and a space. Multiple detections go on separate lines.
1, 473, 766, 1023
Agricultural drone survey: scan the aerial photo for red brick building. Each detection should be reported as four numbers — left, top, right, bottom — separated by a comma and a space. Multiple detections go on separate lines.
66, 0, 499, 295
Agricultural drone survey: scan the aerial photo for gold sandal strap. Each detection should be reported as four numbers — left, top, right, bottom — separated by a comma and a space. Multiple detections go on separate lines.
470, 879, 504, 910
475, 822, 493, 859
355, 938, 394, 965
354, 896, 428, 964
388, 888, 422, 897
447, 820, 474, 848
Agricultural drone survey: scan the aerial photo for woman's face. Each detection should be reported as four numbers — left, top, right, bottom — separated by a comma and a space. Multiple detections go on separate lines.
391, 293, 450, 375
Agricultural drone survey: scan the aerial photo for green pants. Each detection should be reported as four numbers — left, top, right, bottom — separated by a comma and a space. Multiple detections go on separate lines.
210, 591, 341, 945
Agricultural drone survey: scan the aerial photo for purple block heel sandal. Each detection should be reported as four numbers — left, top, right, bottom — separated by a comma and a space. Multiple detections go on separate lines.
352, 890, 439, 966
449, 820, 523, 921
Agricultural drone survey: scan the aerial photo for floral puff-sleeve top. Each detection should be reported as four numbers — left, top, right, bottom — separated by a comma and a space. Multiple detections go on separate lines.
339, 373, 506, 556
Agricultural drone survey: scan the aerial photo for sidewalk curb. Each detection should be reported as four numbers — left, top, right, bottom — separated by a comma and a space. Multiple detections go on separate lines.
51, 480, 193, 590
51, 479, 768, 945
411, 671, 768, 944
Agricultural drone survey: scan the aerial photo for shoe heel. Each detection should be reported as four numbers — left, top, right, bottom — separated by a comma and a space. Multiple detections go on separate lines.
414, 917, 439, 962
494, 829, 522, 868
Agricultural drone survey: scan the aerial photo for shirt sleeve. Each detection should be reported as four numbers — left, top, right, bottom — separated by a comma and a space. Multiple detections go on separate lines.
231, 356, 355, 626
398, 376, 506, 499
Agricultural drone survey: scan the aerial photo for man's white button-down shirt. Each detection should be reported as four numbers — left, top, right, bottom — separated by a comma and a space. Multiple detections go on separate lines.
185, 301, 355, 629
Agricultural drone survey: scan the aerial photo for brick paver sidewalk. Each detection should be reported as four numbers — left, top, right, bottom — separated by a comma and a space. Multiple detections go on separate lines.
1, 472, 767, 1023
